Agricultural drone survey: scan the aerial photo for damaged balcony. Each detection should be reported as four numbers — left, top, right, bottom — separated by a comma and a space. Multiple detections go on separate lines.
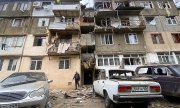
112, 20, 146, 32
49, 21, 80, 33
95, 17, 146, 33
47, 42, 80, 55
52, 4, 80, 17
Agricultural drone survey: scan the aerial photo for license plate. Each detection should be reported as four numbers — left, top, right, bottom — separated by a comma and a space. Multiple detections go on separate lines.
132, 86, 148, 92
0, 104, 18, 108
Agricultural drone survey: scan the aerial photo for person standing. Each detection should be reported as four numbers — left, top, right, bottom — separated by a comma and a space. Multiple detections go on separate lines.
73, 72, 80, 90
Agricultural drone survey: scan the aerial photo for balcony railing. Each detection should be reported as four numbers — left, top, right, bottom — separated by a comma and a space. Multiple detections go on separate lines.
47, 42, 80, 55
113, 20, 145, 28
52, 4, 80, 11
49, 22, 80, 30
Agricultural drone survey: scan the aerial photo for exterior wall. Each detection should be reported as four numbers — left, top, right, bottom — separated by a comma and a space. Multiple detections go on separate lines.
23, 34, 48, 56
95, 32, 145, 54
139, 0, 178, 16
145, 16, 180, 32
19, 56, 81, 89
0, 18, 31, 35
0, 57, 21, 81
0, 1, 32, 17
30, 17, 54, 35
144, 32, 180, 52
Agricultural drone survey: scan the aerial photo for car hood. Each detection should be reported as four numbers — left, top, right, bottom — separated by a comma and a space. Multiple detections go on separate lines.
0, 81, 47, 92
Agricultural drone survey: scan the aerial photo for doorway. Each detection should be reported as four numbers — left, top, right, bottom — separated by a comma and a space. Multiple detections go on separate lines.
84, 70, 93, 85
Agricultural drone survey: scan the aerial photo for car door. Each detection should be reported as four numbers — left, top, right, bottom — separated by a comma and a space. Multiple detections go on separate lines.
152, 67, 175, 95
98, 71, 106, 96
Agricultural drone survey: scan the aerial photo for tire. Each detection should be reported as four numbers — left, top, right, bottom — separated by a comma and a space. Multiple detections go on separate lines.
104, 92, 115, 108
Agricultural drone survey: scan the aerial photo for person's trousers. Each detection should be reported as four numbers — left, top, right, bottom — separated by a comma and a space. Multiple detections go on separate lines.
75, 80, 79, 89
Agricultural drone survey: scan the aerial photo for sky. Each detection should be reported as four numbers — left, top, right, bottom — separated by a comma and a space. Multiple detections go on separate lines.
80, 0, 180, 8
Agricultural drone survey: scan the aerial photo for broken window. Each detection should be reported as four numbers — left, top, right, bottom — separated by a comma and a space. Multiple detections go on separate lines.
59, 58, 70, 69
8, 59, 18, 71
101, 34, 113, 45
97, 55, 120, 66
124, 33, 138, 44
172, 34, 180, 43
140, 1, 153, 9
101, 18, 111, 27
38, 18, 49, 27
145, 17, 156, 25
115, 1, 135, 8
12, 18, 23, 27
123, 54, 145, 65
30, 58, 42, 70
121, 17, 130, 26
0, 58, 3, 71
158, 53, 175, 64
42, 1, 51, 8
157, 1, 171, 9
166, 16, 177, 25
95, 1, 111, 9
151, 34, 164, 44
33, 36, 46, 46
0, 3, 8, 11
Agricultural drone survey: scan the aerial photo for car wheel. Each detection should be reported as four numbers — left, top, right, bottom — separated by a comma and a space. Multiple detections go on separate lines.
104, 91, 115, 108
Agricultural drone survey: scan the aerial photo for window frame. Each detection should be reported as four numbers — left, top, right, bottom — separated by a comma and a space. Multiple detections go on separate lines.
38, 18, 49, 27
33, 36, 46, 46
7, 59, 18, 71
158, 53, 175, 64
123, 54, 145, 65
30, 58, 42, 70
59, 58, 70, 69
172, 33, 180, 43
140, 1, 154, 9
124, 33, 138, 44
100, 34, 114, 45
145, 16, 156, 25
12, 18, 23, 27
0, 58, 4, 71
97, 55, 120, 66
157, 1, 171, 9
151, 34, 164, 44
166, 16, 177, 25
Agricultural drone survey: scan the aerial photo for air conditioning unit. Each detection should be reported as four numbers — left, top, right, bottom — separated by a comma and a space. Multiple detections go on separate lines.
33, 1, 42, 8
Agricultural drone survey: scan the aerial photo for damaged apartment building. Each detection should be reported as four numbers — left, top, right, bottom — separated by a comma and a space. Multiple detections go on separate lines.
0, 0, 180, 89
93, 0, 180, 71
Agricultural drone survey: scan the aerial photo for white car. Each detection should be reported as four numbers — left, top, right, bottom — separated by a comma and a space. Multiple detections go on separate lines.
93, 69, 163, 108
0, 72, 53, 108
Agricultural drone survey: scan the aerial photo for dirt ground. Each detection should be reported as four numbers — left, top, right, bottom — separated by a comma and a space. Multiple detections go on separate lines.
48, 86, 180, 108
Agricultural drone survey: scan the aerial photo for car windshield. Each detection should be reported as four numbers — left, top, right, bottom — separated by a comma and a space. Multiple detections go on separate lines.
1, 72, 46, 86
171, 65, 180, 75
109, 70, 134, 79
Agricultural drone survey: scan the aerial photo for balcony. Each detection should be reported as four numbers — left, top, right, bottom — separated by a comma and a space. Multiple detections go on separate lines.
52, 4, 80, 17
49, 21, 80, 33
47, 42, 80, 55
112, 20, 146, 32
95, 20, 146, 33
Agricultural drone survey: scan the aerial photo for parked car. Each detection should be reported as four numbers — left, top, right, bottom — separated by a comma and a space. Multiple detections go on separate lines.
135, 64, 180, 97
0, 72, 53, 108
93, 68, 163, 108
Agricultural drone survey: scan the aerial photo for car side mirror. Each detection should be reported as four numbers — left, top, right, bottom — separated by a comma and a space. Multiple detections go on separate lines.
48, 80, 53, 83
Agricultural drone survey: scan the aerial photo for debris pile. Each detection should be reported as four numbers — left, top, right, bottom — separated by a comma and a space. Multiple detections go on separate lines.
49, 86, 94, 107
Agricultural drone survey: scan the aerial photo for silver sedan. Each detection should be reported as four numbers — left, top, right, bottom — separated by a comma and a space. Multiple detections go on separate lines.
0, 72, 53, 108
